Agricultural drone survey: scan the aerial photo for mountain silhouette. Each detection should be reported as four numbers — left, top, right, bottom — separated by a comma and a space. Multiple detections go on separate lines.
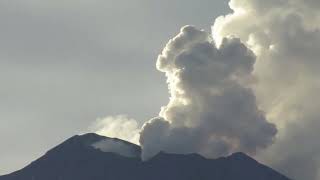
0, 133, 291, 180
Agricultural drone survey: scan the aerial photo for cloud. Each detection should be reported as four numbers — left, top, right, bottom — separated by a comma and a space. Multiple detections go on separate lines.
212, 0, 320, 179
90, 115, 140, 145
92, 138, 140, 158
139, 25, 277, 160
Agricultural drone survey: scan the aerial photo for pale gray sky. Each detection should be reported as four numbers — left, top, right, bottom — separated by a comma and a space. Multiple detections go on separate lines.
0, 0, 229, 175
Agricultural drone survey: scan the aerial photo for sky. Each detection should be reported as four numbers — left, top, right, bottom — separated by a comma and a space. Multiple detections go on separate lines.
2, 1, 320, 180
0, 0, 230, 175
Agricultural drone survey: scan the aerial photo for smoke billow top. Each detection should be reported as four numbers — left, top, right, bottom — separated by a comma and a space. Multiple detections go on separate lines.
93, 0, 320, 179
139, 26, 277, 160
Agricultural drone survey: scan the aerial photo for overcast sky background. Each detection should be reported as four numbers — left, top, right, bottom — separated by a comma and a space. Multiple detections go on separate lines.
0, 0, 230, 175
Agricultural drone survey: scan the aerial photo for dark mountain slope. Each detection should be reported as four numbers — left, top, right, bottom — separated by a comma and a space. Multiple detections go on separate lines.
0, 133, 291, 180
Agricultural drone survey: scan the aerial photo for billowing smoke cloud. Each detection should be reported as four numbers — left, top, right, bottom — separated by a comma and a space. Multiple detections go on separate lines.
90, 115, 140, 145
212, 0, 320, 179
139, 26, 277, 160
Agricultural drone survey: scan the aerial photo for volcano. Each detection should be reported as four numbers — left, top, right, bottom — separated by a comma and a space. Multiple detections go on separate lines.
0, 133, 291, 180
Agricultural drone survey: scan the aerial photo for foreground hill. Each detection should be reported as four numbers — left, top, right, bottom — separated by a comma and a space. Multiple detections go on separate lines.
0, 133, 291, 180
